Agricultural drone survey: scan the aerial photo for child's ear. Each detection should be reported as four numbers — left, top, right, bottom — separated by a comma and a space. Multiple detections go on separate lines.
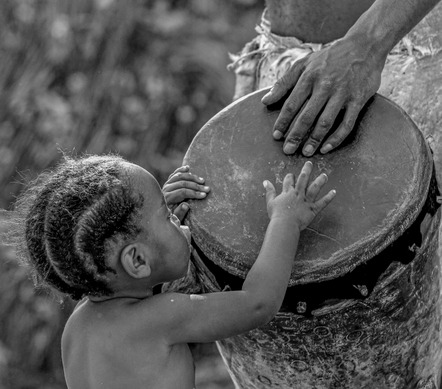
120, 244, 151, 279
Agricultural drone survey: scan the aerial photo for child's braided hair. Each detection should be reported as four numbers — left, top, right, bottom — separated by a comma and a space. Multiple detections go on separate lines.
8, 154, 144, 300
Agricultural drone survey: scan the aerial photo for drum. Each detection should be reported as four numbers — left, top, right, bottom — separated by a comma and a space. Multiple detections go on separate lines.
183, 89, 442, 388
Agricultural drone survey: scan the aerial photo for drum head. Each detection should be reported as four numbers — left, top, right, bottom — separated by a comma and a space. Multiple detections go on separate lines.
184, 89, 432, 285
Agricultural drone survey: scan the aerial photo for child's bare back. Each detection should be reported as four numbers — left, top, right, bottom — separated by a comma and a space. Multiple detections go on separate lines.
63, 297, 195, 389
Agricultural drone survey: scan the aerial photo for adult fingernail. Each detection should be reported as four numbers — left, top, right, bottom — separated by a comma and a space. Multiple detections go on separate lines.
321, 144, 333, 154
303, 144, 314, 156
199, 177, 204, 182
182, 204, 189, 211
273, 130, 283, 140
283, 143, 298, 154
198, 192, 206, 197
203, 186, 210, 191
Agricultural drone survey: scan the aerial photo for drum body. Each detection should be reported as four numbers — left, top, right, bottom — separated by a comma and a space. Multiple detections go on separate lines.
184, 90, 442, 388
216, 222, 441, 389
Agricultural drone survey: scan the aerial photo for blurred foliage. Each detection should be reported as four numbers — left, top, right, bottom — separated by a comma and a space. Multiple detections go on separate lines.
0, 0, 263, 387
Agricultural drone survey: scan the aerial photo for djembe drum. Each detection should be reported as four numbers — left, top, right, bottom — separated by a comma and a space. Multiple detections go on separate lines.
184, 89, 442, 388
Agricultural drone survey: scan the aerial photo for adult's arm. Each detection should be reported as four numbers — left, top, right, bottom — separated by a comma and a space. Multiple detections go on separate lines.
261, 0, 441, 156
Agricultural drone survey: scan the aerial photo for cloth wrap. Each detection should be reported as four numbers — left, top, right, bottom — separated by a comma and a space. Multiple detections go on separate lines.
228, 9, 438, 101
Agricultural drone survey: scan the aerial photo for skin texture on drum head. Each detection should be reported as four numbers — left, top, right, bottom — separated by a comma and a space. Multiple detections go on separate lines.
184, 89, 432, 285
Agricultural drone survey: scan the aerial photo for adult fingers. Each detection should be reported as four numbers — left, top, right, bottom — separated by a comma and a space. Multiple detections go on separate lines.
302, 93, 345, 157
282, 92, 328, 155
173, 203, 190, 223
306, 173, 328, 201
314, 189, 336, 212
263, 180, 276, 204
320, 99, 364, 154
261, 59, 305, 106
294, 161, 312, 192
271, 76, 312, 142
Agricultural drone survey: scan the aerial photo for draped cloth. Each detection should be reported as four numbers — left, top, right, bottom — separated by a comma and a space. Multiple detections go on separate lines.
228, 9, 429, 102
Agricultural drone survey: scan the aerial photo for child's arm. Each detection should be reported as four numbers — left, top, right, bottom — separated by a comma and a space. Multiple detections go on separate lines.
152, 161, 335, 344
162, 165, 210, 221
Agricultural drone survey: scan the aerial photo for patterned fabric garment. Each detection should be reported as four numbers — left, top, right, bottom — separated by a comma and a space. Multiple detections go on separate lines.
228, 10, 419, 102
227, 9, 442, 190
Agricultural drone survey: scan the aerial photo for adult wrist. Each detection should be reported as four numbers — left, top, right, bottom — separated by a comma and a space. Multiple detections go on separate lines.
341, 30, 390, 63
343, 10, 397, 62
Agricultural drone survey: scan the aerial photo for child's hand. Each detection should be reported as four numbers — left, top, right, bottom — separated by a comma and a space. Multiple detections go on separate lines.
264, 161, 336, 231
163, 165, 210, 221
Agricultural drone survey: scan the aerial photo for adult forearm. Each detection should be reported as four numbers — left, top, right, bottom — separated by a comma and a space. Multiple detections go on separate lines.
345, 0, 441, 58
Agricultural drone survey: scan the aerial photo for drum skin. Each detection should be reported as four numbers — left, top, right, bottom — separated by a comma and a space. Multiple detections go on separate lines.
183, 89, 442, 388
184, 91, 431, 285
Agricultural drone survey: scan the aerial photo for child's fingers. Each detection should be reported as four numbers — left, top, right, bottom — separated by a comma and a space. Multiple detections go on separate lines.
282, 173, 295, 192
166, 172, 204, 185
306, 173, 328, 201
163, 180, 209, 194
295, 161, 313, 192
263, 180, 276, 203
164, 188, 208, 206
167, 165, 190, 180
173, 202, 190, 222
314, 189, 336, 212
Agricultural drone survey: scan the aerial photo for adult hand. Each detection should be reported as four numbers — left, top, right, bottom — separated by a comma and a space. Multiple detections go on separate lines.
261, 36, 386, 156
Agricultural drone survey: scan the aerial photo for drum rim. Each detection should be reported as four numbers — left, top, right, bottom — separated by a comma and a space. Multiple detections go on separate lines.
184, 89, 433, 285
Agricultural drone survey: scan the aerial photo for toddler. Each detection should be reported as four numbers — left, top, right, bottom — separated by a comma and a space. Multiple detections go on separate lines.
12, 154, 335, 389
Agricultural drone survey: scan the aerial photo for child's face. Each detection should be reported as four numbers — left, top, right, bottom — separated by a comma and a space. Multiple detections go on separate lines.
126, 163, 191, 282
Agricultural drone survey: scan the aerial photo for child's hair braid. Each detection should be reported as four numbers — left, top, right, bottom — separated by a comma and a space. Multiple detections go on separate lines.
10, 154, 144, 300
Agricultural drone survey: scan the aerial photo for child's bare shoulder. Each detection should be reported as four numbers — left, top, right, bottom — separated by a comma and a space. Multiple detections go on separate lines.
63, 295, 174, 342
63, 298, 90, 335
62, 298, 101, 345
63, 298, 124, 342
62, 293, 188, 360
